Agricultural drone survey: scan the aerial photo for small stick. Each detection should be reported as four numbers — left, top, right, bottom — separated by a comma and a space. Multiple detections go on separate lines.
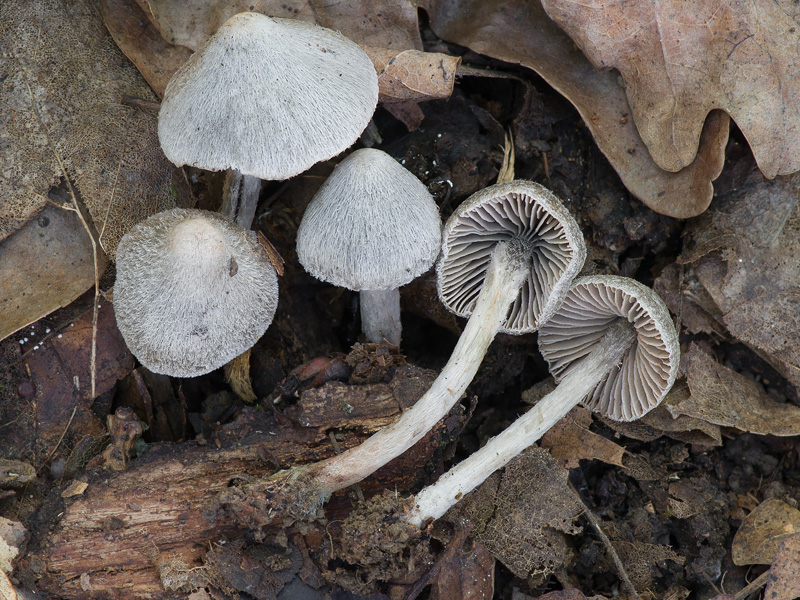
734, 570, 770, 600
570, 482, 641, 600
120, 95, 160, 111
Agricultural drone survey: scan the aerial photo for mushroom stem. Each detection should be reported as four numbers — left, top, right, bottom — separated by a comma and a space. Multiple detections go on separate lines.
360, 288, 402, 345
221, 170, 261, 229
406, 319, 636, 526
292, 239, 533, 500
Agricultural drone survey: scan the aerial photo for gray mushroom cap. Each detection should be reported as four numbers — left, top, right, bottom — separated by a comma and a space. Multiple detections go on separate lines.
158, 12, 379, 180
436, 180, 586, 334
538, 275, 680, 422
296, 148, 442, 291
114, 208, 279, 378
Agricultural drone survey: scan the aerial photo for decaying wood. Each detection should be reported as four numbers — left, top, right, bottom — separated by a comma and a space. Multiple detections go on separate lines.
27, 366, 464, 599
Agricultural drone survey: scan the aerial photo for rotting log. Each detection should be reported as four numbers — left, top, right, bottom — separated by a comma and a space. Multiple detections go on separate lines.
25, 367, 465, 599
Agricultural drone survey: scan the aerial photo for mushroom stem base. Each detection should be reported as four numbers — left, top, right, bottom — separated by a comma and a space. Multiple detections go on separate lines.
278, 240, 530, 507
360, 288, 401, 345
407, 320, 636, 526
221, 170, 261, 229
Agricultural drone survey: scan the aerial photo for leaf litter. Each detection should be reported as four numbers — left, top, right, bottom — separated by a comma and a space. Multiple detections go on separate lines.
3, 2, 800, 600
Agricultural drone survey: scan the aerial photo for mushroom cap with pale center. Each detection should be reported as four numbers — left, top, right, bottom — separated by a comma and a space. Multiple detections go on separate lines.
296, 148, 442, 291
436, 180, 586, 334
158, 12, 379, 180
114, 208, 279, 378
538, 275, 680, 422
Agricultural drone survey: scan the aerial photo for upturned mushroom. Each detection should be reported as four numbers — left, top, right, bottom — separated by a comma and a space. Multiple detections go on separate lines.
255, 180, 585, 517
158, 12, 379, 228
407, 275, 680, 525
113, 208, 279, 378
296, 148, 441, 345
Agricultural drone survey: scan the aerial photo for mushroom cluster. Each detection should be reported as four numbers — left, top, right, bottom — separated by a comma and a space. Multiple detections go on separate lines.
113, 9, 683, 550
261, 180, 588, 516
407, 274, 679, 525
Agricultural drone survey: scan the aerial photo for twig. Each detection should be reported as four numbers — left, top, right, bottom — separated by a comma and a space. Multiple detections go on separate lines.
23, 78, 101, 400
37, 406, 78, 475
734, 570, 770, 600
497, 129, 515, 184
98, 158, 123, 254
570, 482, 641, 600
119, 94, 160, 111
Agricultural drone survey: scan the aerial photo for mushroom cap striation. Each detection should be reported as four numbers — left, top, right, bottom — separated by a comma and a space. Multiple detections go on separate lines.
296, 148, 442, 291
538, 275, 680, 422
158, 12, 379, 180
437, 180, 586, 334
114, 208, 279, 378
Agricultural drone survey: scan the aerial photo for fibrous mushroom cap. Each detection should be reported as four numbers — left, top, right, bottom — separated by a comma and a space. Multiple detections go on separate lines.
114, 208, 279, 378
296, 148, 442, 291
436, 180, 586, 334
158, 12, 379, 180
538, 275, 680, 422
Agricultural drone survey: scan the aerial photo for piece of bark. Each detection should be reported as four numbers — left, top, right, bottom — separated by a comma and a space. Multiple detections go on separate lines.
29, 368, 465, 598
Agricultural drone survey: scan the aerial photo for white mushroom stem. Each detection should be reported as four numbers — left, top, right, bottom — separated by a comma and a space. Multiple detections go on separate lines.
292, 238, 533, 499
221, 170, 261, 229
406, 320, 636, 526
360, 288, 402, 345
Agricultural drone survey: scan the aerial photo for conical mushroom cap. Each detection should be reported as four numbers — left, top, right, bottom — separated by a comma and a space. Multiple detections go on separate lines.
436, 181, 586, 334
114, 209, 279, 378
158, 12, 379, 180
296, 148, 442, 291
538, 275, 680, 422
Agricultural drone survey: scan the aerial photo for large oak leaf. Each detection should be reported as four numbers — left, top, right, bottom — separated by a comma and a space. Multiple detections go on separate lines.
422, 0, 729, 218
541, 0, 800, 178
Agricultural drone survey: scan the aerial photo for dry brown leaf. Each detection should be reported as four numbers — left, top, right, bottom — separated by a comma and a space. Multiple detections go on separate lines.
451, 448, 584, 579
24, 302, 133, 456
422, 0, 729, 218
429, 540, 495, 600
764, 534, 800, 600
676, 344, 800, 436
366, 47, 460, 103
540, 406, 626, 469
0, 0, 189, 255
602, 382, 722, 447
683, 170, 800, 386
732, 499, 800, 566
541, 0, 800, 179
147, 0, 422, 52
111, 0, 453, 112
0, 571, 15, 600
653, 263, 727, 338
99, 0, 193, 98
0, 204, 108, 342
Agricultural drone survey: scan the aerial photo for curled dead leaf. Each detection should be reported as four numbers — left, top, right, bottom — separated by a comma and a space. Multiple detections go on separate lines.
421, 0, 729, 218
541, 0, 800, 178
678, 345, 800, 436
365, 47, 460, 103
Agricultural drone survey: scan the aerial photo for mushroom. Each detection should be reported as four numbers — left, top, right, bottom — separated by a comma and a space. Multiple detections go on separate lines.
296, 148, 441, 345
407, 275, 680, 525
260, 180, 585, 516
113, 208, 279, 378
158, 12, 379, 228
